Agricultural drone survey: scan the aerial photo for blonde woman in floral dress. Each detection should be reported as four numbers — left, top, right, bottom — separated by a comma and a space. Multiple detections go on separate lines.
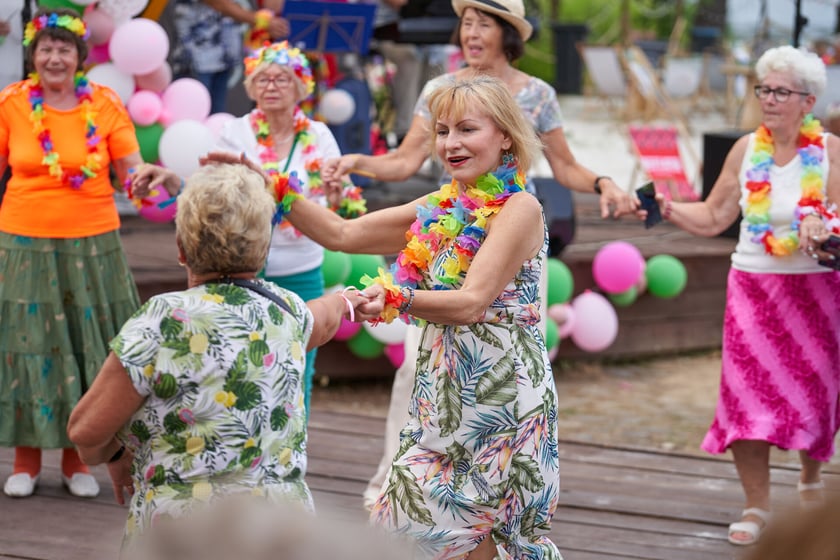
274, 75, 560, 559
67, 163, 377, 549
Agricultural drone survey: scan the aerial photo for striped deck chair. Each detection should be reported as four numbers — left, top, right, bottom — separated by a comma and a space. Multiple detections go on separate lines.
628, 125, 700, 202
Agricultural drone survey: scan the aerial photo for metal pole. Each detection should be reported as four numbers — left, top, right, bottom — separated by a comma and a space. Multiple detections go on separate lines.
793, 0, 808, 48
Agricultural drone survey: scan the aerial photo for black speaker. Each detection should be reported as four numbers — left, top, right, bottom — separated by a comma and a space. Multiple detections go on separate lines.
702, 130, 743, 239
532, 177, 576, 257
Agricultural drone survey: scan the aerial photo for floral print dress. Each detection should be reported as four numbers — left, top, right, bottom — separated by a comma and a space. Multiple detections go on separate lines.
371, 232, 561, 559
110, 281, 313, 544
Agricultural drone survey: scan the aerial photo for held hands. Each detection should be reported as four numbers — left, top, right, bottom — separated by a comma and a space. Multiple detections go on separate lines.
340, 286, 385, 323
128, 163, 181, 200
322, 155, 358, 187
599, 178, 638, 218
799, 214, 834, 263
105, 447, 135, 506
267, 16, 289, 39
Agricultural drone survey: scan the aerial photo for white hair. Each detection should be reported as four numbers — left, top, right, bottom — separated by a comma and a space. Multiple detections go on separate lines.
755, 45, 826, 97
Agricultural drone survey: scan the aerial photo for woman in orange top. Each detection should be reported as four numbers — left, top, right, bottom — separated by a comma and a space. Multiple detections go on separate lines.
0, 8, 143, 499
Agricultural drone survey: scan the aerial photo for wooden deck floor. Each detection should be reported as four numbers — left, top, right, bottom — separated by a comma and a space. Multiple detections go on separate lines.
2, 408, 838, 560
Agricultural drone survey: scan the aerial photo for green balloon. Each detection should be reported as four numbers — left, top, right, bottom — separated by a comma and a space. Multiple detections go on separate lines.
38, 0, 85, 13
609, 286, 638, 307
135, 123, 165, 164
546, 258, 574, 306
645, 255, 687, 298
322, 250, 351, 288
545, 315, 559, 350
346, 253, 387, 289
346, 328, 385, 359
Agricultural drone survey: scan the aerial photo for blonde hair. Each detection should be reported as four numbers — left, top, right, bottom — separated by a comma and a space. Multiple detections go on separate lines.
176, 164, 274, 275
426, 74, 542, 172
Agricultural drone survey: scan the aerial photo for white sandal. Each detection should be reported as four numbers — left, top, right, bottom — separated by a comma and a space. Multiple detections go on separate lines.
798, 480, 825, 510
728, 507, 771, 546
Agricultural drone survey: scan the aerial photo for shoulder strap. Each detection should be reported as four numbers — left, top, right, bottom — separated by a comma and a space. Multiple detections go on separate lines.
207, 277, 294, 315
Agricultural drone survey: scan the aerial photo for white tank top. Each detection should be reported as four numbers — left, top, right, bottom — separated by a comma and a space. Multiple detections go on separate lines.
731, 132, 833, 274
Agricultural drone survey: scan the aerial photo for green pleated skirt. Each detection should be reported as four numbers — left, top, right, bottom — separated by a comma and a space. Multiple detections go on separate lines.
0, 231, 140, 448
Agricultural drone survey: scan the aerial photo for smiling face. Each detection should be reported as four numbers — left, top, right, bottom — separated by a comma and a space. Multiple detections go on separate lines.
435, 108, 511, 185
458, 7, 507, 69
757, 70, 815, 133
32, 36, 79, 89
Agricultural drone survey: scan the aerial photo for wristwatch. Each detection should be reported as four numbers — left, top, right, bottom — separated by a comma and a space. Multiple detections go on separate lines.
594, 176, 610, 195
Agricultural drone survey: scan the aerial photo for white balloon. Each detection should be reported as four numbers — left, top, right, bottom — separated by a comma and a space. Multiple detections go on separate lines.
98, 0, 148, 23
319, 89, 355, 125
158, 120, 214, 178
86, 63, 136, 103
362, 319, 407, 346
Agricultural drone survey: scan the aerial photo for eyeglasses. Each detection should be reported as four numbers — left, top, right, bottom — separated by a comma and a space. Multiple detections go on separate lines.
254, 75, 294, 88
753, 85, 810, 103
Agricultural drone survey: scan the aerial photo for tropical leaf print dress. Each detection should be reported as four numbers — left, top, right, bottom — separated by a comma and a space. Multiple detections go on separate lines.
110, 281, 313, 544
371, 230, 561, 559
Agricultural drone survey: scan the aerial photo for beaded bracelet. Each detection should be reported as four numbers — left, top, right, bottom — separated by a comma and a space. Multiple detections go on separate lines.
397, 286, 415, 314
159, 178, 185, 209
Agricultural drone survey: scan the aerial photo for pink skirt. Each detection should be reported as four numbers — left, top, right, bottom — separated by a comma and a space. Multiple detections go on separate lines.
701, 268, 840, 462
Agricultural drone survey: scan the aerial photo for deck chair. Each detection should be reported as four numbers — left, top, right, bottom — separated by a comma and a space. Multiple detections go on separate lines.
661, 55, 704, 111
622, 45, 693, 133
577, 44, 629, 119
627, 125, 700, 202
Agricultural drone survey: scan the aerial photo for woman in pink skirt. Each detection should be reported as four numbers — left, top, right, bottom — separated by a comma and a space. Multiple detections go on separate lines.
638, 45, 840, 547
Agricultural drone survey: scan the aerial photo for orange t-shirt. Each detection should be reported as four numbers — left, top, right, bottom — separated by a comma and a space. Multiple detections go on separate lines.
0, 81, 139, 238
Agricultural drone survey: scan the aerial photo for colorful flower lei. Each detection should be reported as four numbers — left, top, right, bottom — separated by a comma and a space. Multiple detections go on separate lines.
244, 41, 315, 96
28, 71, 102, 189
245, 9, 273, 52
252, 106, 311, 226
362, 156, 526, 324
745, 114, 839, 256
23, 13, 89, 46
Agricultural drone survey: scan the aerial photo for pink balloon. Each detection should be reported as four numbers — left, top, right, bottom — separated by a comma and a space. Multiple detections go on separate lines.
87, 43, 111, 65
204, 112, 236, 140
135, 63, 173, 94
547, 346, 559, 362
109, 19, 169, 75
383, 343, 405, 368
127, 90, 163, 126
592, 241, 645, 294
552, 304, 576, 339
570, 291, 618, 352
162, 78, 211, 124
332, 317, 361, 341
84, 8, 115, 45
137, 185, 177, 223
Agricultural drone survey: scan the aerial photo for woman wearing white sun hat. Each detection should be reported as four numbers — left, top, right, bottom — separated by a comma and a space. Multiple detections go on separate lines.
323, 0, 637, 511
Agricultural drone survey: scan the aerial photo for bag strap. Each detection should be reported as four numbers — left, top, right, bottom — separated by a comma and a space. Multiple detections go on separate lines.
206, 277, 294, 315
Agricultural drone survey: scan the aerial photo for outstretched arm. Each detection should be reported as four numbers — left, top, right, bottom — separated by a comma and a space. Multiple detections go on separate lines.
542, 127, 636, 218
649, 135, 746, 237
322, 115, 432, 184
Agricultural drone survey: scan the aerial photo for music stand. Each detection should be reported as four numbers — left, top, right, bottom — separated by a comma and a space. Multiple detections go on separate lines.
282, 1, 376, 54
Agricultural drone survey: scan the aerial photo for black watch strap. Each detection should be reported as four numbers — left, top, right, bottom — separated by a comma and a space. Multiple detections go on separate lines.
108, 444, 126, 463
594, 176, 610, 195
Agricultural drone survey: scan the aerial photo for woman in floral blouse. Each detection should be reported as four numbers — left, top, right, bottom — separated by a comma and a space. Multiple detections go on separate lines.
66, 163, 378, 548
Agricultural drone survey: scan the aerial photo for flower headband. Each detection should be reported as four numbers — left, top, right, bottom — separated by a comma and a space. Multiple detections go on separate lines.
24, 13, 89, 46
244, 41, 314, 95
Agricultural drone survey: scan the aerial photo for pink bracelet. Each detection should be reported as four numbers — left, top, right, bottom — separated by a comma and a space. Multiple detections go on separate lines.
340, 287, 356, 322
